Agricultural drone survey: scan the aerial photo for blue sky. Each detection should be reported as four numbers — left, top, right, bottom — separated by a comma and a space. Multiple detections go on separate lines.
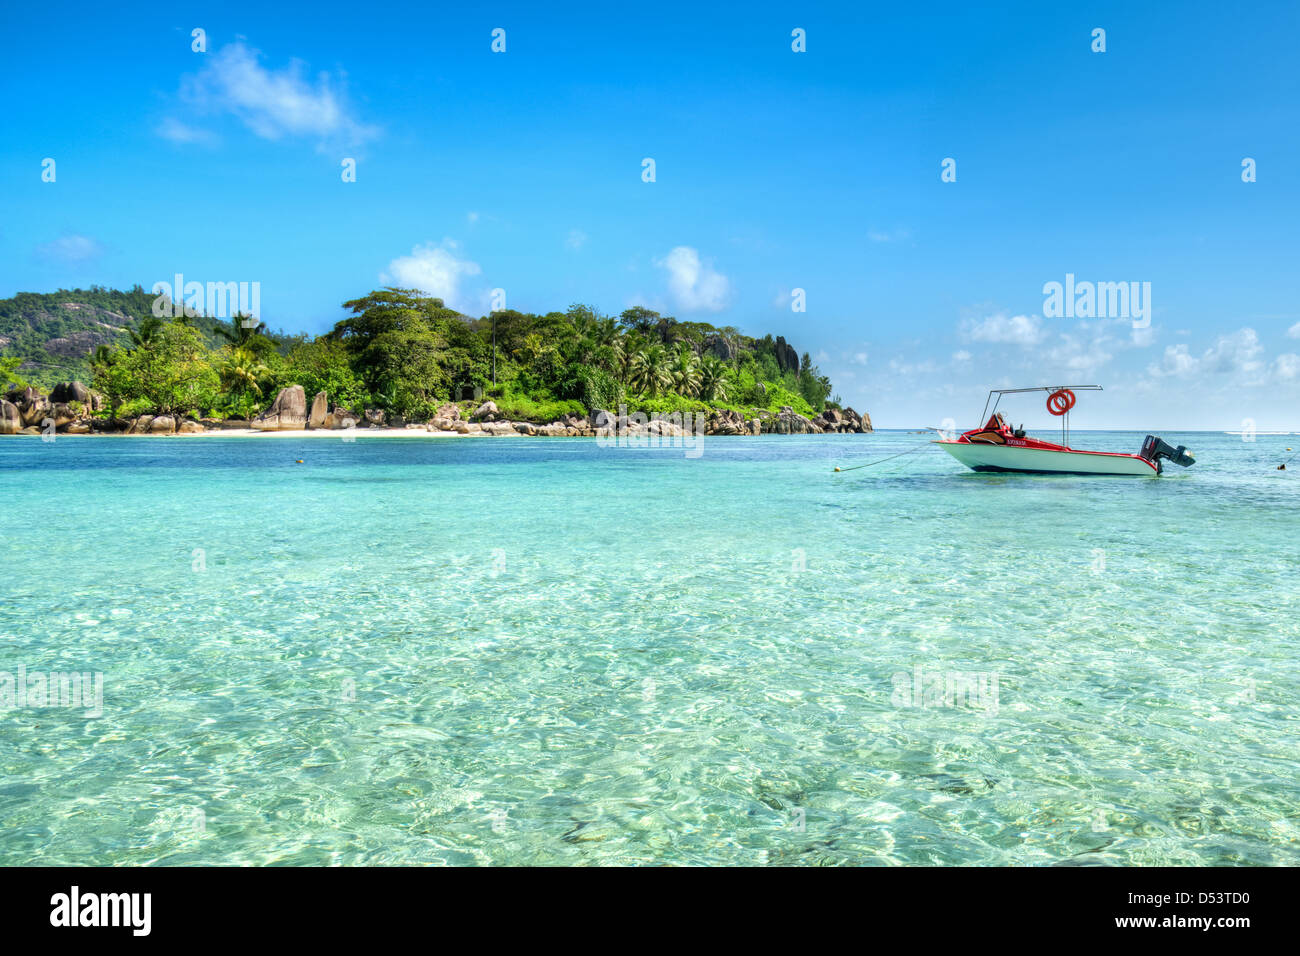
3, 1, 1298, 428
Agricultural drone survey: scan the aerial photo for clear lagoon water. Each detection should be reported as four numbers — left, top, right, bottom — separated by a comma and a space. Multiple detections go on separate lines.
1, 430, 1297, 865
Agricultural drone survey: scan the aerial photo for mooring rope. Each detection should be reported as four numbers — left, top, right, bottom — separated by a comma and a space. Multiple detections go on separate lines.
833, 440, 934, 472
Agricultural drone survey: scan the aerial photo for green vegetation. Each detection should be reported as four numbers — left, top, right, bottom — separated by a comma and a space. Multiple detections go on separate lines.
94, 321, 221, 416
0, 357, 27, 392
0, 286, 297, 388
2, 286, 836, 422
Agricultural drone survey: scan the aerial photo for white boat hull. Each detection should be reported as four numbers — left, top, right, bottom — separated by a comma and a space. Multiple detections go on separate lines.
934, 441, 1157, 476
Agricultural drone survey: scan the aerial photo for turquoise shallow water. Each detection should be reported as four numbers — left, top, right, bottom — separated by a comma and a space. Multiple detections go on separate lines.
1, 430, 1297, 865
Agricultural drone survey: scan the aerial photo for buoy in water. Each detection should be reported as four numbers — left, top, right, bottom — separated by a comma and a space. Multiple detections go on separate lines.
296, 459, 304, 463
834, 466, 841, 472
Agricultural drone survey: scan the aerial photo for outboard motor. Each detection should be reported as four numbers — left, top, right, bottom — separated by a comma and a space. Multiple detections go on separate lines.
1141, 435, 1195, 474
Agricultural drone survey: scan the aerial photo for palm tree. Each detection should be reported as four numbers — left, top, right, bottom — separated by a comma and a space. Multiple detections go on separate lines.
670, 346, 701, 396
214, 312, 264, 347
127, 317, 163, 351
621, 330, 645, 384
588, 317, 624, 374
698, 354, 732, 402
567, 307, 596, 347
629, 343, 671, 397
219, 347, 271, 416
512, 332, 560, 379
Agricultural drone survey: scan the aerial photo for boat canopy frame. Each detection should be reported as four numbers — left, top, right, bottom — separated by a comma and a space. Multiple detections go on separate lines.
978, 385, 1103, 448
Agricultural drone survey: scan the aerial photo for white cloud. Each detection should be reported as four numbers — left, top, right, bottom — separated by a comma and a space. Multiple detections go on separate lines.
951, 313, 1146, 378
155, 117, 217, 145
888, 357, 939, 376
1202, 328, 1264, 375
1146, 328, 1264, 380
380, 240, 482, 310
171, 41, 375, 146
1287, 321, 1300, 339
1149, 344, 1198, 377
1274, 354, 1300, 381
851, 351, 869, 365
36, 235, 103, 264
655, 246, 730, 313
1042, 332, 1113, 374
565, 229, 588, 250
961, 312, 1046, 346
466, 211, 480, 224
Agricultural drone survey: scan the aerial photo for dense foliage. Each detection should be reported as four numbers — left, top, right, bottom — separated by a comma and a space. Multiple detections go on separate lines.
0, 286, 294, 388
2, 286, 835, 421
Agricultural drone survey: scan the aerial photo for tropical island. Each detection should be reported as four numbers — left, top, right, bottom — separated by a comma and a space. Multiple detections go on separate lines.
0, 286, 871, 437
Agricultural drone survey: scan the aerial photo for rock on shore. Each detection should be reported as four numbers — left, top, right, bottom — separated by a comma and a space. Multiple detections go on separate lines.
1, 380, 874, 438
0, 399, 21, 435
251, 385, 308, 430
2, 381, 105, 433
308, 391, 329, 429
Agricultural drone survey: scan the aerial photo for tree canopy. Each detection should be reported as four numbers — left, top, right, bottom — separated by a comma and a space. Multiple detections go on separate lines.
3, 286, 837, 422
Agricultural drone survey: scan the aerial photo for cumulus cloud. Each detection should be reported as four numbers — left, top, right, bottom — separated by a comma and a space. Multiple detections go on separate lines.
380, 240, 482, 310
960, 312, 1046, 346
1042, 332, 1113, 374
1287, 321, 1300, 339
1149, 344, 1198, 377
1203, 328, 1264, 375
169, 40, 375, 146
1273, 354, 1300, 380
1146, 328, 1264, 380
36, 235, 103, 264
1130, 323, 1156, 348
655, 246, 730, 313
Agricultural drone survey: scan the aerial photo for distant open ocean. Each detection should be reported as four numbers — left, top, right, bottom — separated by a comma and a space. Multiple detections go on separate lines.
1, 430, 1297, 865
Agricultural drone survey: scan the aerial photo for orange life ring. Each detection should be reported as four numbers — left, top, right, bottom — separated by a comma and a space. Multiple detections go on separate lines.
1046, 388, 1076, 416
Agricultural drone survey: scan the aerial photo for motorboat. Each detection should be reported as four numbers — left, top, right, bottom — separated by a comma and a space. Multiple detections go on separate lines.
933, 386, 1195, 476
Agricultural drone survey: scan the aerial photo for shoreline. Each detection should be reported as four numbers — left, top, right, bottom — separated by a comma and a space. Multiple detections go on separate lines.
4, 385, 873, 439
18, 427, 470, 438
0, 427, 880, 439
